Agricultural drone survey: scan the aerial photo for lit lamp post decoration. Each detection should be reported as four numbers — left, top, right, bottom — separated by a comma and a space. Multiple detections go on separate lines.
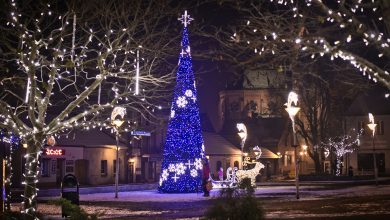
367, 113, 378, 185
237, 123, 247, 169
111, 107, 126, 198
284, 91, 300, 199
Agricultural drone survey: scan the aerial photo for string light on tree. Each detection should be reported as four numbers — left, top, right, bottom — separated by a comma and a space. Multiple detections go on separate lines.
1, 0, 174, 217
234, 0, 390, 94
320, 131, 361, 176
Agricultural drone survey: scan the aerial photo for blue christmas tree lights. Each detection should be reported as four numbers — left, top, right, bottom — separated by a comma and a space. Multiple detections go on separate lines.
158, 11, 205, 193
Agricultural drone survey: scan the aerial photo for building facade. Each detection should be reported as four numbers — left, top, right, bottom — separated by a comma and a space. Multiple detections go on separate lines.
345, 92, 390, 176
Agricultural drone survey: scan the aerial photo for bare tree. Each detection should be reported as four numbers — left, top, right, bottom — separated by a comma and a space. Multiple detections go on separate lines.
199, 0, 388, 173
211, 0, 390, 90
0, 0, 193, 217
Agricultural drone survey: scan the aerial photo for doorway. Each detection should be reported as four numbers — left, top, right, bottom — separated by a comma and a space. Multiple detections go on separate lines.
128, 162, 134, 183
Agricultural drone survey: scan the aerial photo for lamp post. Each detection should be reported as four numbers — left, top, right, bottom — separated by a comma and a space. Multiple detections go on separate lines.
300, 145, 308, 174
367, 113, 378, 186
285, 91, 300, 199
111, 107, 126, 198
237, 123, 247, 169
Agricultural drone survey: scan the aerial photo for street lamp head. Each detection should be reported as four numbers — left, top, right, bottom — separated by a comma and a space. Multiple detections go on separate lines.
112, 119, 125, 128
285, 106, 300, 118
236, 123, 247, 142
367, 113, 377, 137
285, 91, 300, 120
111, 106, 126, 129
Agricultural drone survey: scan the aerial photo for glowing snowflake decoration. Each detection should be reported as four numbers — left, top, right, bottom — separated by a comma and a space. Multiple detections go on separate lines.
190, 169, 198, 177
171, 110, 175, 118
185, 89, 193, 97
161, 169, 169, 181
176, 96, 188, 108
168, 163, 176, 172
194, 158, 202, 170
175, 163, 186, 175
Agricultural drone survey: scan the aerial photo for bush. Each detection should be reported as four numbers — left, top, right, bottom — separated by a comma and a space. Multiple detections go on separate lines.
205, 177, 264, 220
49, 198, 103, 220
0, 210, 44, 220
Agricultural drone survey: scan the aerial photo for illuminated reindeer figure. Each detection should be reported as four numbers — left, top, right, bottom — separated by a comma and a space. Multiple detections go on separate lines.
235, 146, 265, 186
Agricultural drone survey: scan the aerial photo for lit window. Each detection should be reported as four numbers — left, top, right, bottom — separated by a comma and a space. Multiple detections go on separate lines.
101, 160, 107, 176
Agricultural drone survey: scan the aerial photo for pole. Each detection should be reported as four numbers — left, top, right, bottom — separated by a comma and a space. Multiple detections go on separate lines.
373, 135, 378, 186
241, 141, 244, 170
293, 131, 300, 200
115, 130, 120, 198
1, 159, 5, 214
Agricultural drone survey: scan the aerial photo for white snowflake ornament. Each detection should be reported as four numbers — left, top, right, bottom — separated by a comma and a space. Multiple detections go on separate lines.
190, 169, 198, 177
161, 169, 169, 181
185, 89, 193, 97
168, 164, 176, 172
176, 96, 188, 108
171, 110, 175, 118
175, 163, 186, 175
194, 158, 202, 170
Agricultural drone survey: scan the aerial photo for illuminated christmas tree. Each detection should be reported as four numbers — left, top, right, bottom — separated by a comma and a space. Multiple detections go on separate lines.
159, 11, 205, 193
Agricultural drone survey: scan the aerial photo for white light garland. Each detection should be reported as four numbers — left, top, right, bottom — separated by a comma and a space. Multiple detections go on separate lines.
159, 158, 202, 186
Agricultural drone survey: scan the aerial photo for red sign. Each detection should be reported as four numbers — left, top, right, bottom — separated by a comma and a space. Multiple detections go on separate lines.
44, 148, 65, 156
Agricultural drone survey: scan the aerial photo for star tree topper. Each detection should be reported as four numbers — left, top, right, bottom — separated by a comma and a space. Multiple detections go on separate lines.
178, 10, 194, 27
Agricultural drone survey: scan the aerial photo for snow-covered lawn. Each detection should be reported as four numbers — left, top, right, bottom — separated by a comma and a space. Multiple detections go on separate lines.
73, 185, 390, 202
10, 185, 390, 219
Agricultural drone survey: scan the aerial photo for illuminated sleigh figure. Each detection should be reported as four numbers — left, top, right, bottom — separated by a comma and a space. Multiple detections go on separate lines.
211, 146, 264, 188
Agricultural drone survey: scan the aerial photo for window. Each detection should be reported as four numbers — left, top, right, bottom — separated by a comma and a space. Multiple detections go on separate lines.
286, 154, 292, 166
41, 158, 50, 177
226, 161, 231, 169
233, 161, 239, 168
101, 160, 107, 176
377, 121, 384, 135
148, 162, 154, 179
51, 160, 56, 174
358, 121, 366, 135
65, 160, 74, 173
216, 161, 222, 172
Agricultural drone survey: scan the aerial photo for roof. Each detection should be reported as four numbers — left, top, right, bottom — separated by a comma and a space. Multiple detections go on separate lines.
257, 147, 279, 159
200, 113, 215, 132
56, 129, 127, 148
203, 132, 241, 156
346, 89, 390, 116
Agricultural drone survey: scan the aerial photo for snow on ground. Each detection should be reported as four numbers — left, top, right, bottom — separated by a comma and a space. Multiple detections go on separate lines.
12, 185, 390, 219
74, 185, 390, 202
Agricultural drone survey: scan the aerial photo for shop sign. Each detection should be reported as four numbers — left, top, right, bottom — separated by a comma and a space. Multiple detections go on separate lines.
44, 148, 65, 156
131, 130, 151, 136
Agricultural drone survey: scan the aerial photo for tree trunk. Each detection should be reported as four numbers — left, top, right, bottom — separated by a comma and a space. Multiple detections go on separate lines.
22, 134, 44, 219
313, 152, 322, 174
336, 156, 342, 176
